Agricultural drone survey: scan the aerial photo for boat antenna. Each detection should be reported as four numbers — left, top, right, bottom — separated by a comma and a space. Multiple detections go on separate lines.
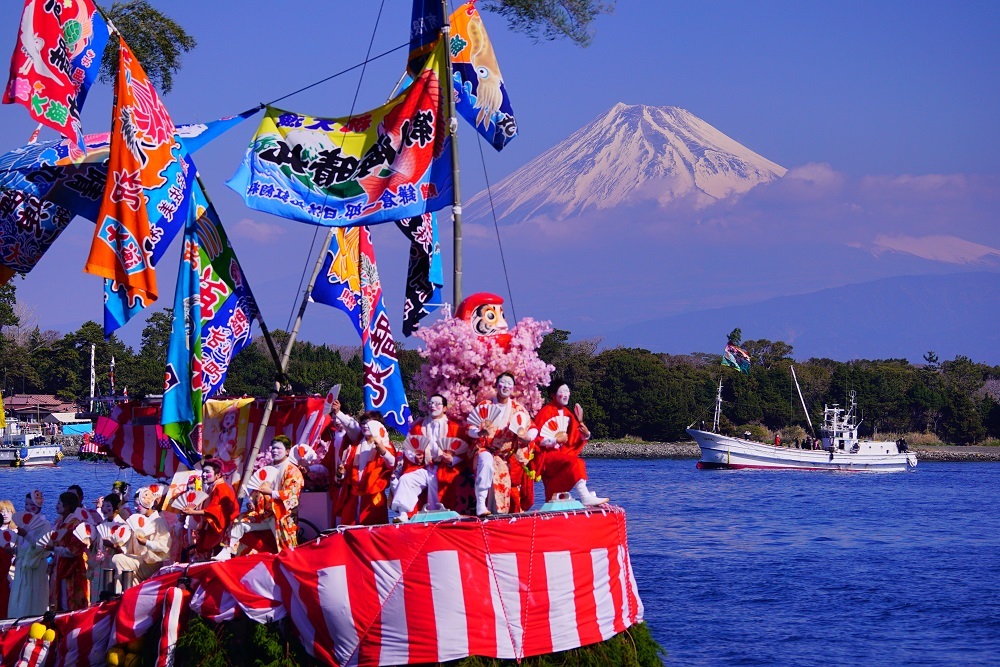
790, 365, 815, 436
713, 376, 723, 432
236, 0, 390, 499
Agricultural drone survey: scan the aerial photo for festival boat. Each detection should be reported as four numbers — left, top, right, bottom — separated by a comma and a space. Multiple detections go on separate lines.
0, 1, 650, 664
0, 420, 63, 467
690, 381, 917, 472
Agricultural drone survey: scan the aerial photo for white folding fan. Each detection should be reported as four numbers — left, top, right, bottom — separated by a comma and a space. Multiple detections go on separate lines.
1, 528, 19, 549
442, 436, 470, 457
507, 409, 531, 434
404, 434, 433, 462
35, 530, 57, 550
72, 521, 94, 547
466, 403, 503, 428
170, 490, 209, 512
96, 522, 132, 548
126, 513, 153, 538
244, 465, 279, 494
539, 415, 570, 441
12, 511, 45, 534
289, 443, 318, 467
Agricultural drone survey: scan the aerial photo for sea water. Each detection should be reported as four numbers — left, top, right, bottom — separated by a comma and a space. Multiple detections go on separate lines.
3, 458, 998, 665
590, 458, 1000, 666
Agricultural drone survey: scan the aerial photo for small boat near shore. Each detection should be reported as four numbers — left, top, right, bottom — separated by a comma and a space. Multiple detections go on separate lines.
0, 420, 63, 467
691, 374, 918, 472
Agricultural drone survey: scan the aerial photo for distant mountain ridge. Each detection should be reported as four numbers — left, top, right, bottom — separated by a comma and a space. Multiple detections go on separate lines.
466, 103, 786, 223
601, 272, 1000, 364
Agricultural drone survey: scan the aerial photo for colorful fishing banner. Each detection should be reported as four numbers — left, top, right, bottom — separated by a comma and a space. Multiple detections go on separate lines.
449, 2, 518, 150
161, 181, 260, 465
396, 212, 443, 336
311, 227, 411, 433
723, 342, 751, 374
84, 39, 194, 333
227, 41, 452, 228
408, 0, 444, 76
0, 190, 73, 285
3, 0, 109, 152
0, 113, 257, 290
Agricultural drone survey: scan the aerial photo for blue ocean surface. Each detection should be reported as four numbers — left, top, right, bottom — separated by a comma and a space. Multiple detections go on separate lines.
587, 458, 1000, 666
3, 459, 999, 665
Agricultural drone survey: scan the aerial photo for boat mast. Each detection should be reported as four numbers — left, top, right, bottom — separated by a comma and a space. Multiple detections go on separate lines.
440, 0, 464, 306
89, 344, 96, 413
790, 365, 814, 435
712, 377, 722, 432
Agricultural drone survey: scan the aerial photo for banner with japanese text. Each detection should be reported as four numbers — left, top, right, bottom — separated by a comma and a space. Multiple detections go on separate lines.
449, 2, 518, 150
3, 0, 108, 152
227, 41, 451, 228
84, 39, 195, 336
311, 226, 411, 433
396, 212, 443, 336
162, 181, 259, 465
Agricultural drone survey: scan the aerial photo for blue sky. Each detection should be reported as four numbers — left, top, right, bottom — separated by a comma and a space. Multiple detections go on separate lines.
1, 1, 997, 356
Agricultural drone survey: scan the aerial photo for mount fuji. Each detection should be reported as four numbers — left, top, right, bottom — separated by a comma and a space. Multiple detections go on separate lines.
465, 103, 786, 223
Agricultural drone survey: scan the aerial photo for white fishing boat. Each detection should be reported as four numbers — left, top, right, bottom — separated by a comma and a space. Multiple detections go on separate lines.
0, 420, 63, 467
690, 370, 917, 472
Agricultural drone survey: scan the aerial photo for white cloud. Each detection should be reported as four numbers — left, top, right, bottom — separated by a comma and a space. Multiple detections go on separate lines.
871, 235, 1000, 265
229, 218, 284, 243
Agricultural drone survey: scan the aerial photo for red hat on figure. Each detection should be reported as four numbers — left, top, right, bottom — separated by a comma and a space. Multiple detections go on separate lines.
456, 292, 512, 349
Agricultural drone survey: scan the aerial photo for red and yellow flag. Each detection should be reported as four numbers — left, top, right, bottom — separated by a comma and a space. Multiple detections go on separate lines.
84, 39, 182, 311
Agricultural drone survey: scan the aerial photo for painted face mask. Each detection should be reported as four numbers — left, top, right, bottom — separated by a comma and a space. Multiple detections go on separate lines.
497, 376, 515, 399
269, 440, 288, 462
429, 397, 445, 418
555, 385, 571, 406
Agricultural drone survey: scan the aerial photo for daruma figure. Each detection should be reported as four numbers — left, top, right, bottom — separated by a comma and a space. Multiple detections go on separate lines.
455, 292, 511, 350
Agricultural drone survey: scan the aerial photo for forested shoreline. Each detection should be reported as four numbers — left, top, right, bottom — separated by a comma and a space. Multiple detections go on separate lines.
3, 287, 998, 446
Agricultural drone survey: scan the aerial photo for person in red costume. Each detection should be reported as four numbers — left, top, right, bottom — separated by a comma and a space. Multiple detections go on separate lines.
182, 459, 239, 561
469, 373, 537, 516
336, 412, 397, 526
320, 398, 362, 527
533, 380, 609, 506
391, 394, 472, 520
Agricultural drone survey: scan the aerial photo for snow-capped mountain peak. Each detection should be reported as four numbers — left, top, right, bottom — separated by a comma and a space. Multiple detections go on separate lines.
466, 103, 786, 223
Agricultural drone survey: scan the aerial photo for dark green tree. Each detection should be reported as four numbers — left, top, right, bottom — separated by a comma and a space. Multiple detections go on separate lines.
483, 0, 615, 46
98, 1, 197, 94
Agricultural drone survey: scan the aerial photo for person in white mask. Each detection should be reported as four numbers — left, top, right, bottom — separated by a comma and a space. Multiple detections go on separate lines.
533, 380, 608, 507
468, 373, 537, 517
391, 394, 471, 520
111, 487, 170, 588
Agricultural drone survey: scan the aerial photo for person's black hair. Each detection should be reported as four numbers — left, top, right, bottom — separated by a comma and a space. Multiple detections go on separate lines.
547, 378, 569, 396
59, 491, 81, 513
430, 394, 448, 407
68, 484, 84, 501
104, 494, 121, 511
202, 458, 224, 474
360, 410, 384, 424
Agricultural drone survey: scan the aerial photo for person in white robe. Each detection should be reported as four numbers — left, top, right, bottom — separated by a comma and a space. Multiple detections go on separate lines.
8, 490, 51, 618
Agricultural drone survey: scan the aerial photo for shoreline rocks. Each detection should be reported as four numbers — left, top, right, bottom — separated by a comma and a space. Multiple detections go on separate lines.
581, 440, 1000, 462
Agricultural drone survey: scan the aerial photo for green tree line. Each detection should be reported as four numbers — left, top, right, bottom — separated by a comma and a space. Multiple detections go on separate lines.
2, 284, 997, 445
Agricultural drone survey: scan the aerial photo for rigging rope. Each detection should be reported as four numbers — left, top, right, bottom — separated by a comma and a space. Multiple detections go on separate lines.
475, 133, 518, 325
263, 41, 408, 110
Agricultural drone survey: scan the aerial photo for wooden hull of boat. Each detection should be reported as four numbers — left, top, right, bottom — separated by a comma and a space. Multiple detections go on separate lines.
688, 429, 917, 472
